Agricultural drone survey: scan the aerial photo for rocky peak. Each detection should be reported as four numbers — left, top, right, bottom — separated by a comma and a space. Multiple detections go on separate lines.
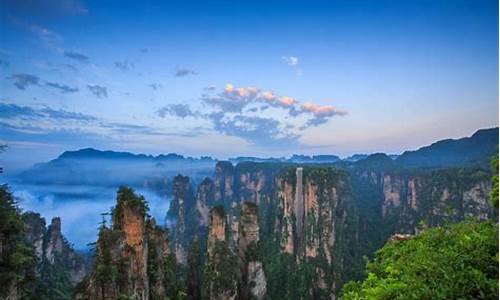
214, 161, 235, 205
196, 177, 215, 227
22, 212, 87, 289
45, 217, 64, 264
238, 202, 267, 300
168, 174, 196, 264
22, 212, 46, 259
208, 206, 226, 252
75, 187, 173, 300
204, 206, 239, 300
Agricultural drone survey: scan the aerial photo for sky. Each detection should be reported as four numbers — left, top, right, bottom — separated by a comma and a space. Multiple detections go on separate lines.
0, 0, 499, 170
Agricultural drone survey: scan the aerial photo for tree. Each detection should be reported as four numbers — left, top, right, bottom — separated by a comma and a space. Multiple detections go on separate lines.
0, 185, 37, 299
341, 220, 499, 300
490, 154, 498, 208
187, 237, 201, 300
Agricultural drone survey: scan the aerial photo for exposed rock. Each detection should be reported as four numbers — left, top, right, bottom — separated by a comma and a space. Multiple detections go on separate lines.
389, 233, 412, 242
204, 206, 238, 300
74, 187, 171, 300
214, 161, 235, 206
23, 213, 87, 285
146, 219, 170, 299
168, 175, 197, 264
238, 202, 266, 300
196, 178, 215, 226
277, 167, 358, 297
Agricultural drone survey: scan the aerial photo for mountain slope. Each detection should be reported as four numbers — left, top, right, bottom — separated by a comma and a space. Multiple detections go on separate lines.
396, 128, 498, 168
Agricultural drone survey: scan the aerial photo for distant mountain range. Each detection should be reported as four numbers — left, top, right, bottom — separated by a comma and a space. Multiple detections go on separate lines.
396, 127, 498, 168
14, 127, 499, 189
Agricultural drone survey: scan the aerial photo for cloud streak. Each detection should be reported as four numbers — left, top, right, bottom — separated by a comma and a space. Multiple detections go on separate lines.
6, 73, 40, 90
45, 81, 79, 93
174, 67, 197, 77
157, 104, 199, 118
114, 60, 134, 71
87, 85, 108, 98
64, 50, 89, 64
0, 103, 96, 122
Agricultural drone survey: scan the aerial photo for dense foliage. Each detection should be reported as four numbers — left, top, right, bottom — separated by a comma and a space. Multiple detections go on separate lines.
111, 186, 149, 229
0, 185, 37, 299
203, 240, 239, 299
341, 220, 499, 300
491, 155, 499, 208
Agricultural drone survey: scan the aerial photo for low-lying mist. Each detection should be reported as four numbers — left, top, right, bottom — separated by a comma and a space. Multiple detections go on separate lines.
2, 149, 218, 250
10, 182, 171, 250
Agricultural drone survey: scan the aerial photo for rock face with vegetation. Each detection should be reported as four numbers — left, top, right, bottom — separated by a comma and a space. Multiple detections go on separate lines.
0, 185, 87, 300
24, 213, 87, 298
351, 167, 495, 256
203, 206, 239, 300
164, 156, 496, 299
271, 167, 359, 299
238, 202, 266, 300
74, 187, 175, 300
167, 175, 198, 264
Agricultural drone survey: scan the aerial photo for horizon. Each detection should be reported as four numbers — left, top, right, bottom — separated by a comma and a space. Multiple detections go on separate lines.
1, 126, 497, 173
1, 0, 498, 171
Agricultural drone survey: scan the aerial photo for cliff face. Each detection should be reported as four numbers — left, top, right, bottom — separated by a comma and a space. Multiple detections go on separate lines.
167, 175, 197, 264
74, 187, 171, 300
238, 202, 267, 300
196, 178, 215, 227
214, 161, 235, 207
352, 168, 495, 255
23, 212, 87, 289
115, 194, 149, 299
146, 219, 170, 299
277, 167, 359, 298
164, 161, 496, 300
204, 206, 239, 300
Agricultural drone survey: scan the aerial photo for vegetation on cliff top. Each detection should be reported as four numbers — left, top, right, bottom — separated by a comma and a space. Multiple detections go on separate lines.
341, 220, 499, 300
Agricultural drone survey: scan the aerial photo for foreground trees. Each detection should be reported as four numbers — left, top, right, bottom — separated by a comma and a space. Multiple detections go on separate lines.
341, 220, 499, 300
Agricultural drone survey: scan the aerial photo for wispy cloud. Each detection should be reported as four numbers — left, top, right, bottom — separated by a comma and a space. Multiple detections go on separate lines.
114, 60, 135, 71
0, 103, 96, 122
157, 104, 199, 118
87, 85, 108, 98
45, 81, 79, 93
174, 67, 197, 77
6, 73, 40, 90
281, 56, 299, 66
64, 50, 89, 64
149, 83, 162, 90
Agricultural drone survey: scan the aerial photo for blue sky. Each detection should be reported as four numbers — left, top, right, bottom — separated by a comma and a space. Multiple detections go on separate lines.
0, 0, 498, 170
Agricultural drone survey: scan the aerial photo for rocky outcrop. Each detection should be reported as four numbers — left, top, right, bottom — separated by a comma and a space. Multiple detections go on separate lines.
167, 175, 197, 264
74, 187, 171, 300
146, 219, 170, 299
204, 206, 239, 300
238, 202, 266, 300
214, 161, 235, 207
277, 167, 359, 298
352, 167, 496, 262
23, 213, 87, 285
196, 178, 215, 227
